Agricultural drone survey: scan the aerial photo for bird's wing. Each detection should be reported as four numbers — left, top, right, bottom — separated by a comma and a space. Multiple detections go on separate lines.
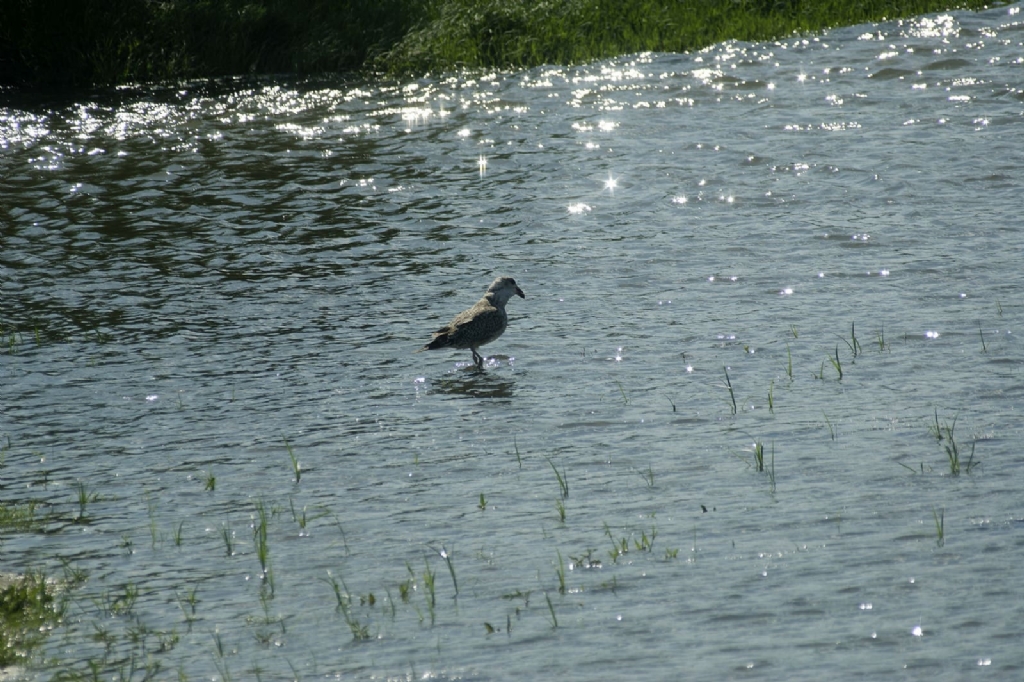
447, 304, 505, 346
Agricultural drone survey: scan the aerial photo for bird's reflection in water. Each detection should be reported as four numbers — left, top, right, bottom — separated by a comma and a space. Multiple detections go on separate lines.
433, 362, 516, 399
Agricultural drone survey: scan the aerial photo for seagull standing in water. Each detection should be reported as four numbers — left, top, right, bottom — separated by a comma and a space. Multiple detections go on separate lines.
418, 277, 525, 368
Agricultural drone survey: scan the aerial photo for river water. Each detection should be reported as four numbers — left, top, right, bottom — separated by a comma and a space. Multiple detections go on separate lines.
2, 4, 1024, 680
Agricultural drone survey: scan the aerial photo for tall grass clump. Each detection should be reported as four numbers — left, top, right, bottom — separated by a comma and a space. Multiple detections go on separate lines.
841, 322, 861, 359
752, 440, 776, 491
323, 571, 371, 639
932, 412, 978, 476
828, 345, 843, 380
0, 573, 62, 668
753, 440, 766, 472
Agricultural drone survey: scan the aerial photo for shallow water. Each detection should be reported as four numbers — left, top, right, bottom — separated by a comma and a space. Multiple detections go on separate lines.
2, 4, 1024, 680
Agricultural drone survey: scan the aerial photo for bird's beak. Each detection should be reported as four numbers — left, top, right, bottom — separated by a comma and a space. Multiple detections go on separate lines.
516, 287, 525, 299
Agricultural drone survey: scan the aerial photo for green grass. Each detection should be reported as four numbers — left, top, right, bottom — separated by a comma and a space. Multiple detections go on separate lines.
723, 367, 737, 415
841, 322, 862, 359
824, 412, 836, 441
434, 545, 459, 597
828, 345, 844, 380
546, 456, 569, 500
544, 592, 558, 629
382, 0, 999, 75
0, 572, 62, 668
73, 480, 99, 523
284, 437, 301, 483
422, 559, 437, 625
555, 550, 566, 594
323, 570, 372, 639
933, 412, 978, 476
933, 507, 945, 547
176, 586, 200, 629
634, 526, 656, 553
0, 501, 40, 532
253, 500, 274, 594
752, 440, 777, 491
0, 0, 999, 88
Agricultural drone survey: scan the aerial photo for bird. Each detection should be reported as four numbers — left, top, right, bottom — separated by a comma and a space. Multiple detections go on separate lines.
417, 276, 525, 368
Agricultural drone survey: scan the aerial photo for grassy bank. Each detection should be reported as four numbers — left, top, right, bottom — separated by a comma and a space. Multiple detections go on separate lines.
382, 0, 1001, 74
0, 0, 1005, 88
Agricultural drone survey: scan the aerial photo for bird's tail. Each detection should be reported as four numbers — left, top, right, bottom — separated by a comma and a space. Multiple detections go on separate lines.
417, 333, 451, 352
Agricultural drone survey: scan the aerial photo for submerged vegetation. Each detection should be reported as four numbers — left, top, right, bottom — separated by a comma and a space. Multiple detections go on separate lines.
0, 0, 1003, 88
0, 572, 63, 669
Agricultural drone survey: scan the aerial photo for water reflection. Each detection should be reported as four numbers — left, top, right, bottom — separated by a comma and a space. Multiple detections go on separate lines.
432, 368, 517, 399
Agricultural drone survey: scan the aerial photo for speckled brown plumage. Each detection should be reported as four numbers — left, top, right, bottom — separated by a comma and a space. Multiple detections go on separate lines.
418, 277, 525, 367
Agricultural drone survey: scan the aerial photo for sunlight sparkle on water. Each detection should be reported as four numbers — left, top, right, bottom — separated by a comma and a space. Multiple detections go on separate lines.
604, 173, 619, 192
568, 203, 591, 214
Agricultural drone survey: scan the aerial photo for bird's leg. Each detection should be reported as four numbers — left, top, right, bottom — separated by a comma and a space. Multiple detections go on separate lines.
472, 348, 483, 367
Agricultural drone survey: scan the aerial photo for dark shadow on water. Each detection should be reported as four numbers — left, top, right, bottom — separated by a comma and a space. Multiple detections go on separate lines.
433, 366, 516, 399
